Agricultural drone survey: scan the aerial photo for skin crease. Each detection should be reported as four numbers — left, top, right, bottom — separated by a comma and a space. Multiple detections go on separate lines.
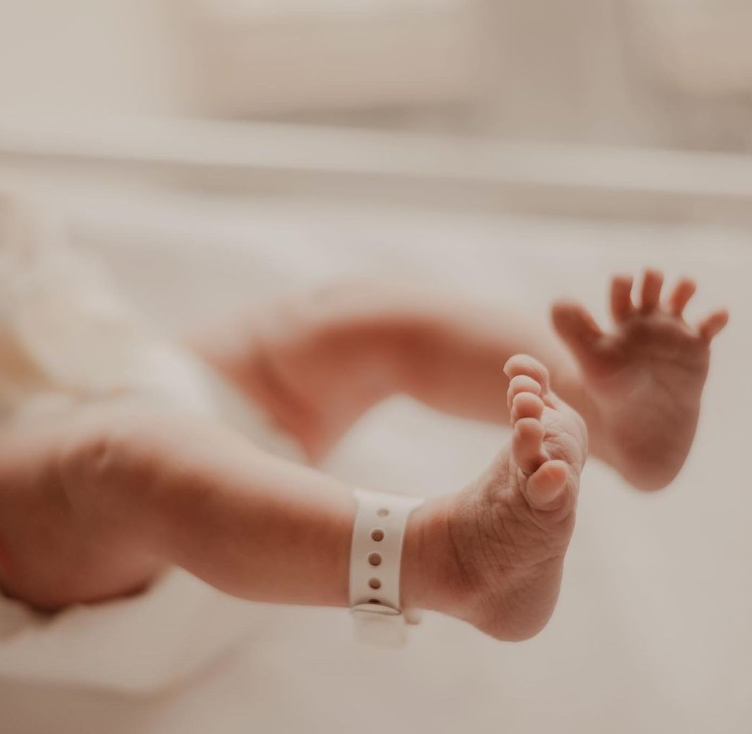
0, 272, 728, 641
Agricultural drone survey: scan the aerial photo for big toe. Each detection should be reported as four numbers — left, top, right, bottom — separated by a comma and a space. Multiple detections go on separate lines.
524, 460, 571, 511
512, 412, 575, 513
551, 301, 603, 365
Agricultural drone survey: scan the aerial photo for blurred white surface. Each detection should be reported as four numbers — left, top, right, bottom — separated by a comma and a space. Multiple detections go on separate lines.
5, 112, 752, 228
1, 187, 748, 733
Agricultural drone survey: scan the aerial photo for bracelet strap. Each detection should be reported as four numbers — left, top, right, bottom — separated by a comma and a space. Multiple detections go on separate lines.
349, 488, 424, 648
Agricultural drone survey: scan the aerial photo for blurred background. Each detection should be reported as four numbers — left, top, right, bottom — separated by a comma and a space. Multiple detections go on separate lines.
3, 0, 752, 219
0, 2, 751, 733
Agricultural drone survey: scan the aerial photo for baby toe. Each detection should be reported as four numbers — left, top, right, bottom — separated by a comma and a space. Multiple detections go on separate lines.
512, 417, 548, 475
511, 392, 544, 424
551, 301, 602, 352
668, 277, 697, 317
610, 273, 635, 323
504, 354, 551, 394
524, 460, 571, 511
640, 269, 664, 313
507, 375, 542, 411
698, 309, 729, 342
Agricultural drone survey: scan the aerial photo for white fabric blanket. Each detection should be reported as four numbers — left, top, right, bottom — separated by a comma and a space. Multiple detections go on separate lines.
0, 187, 749, 733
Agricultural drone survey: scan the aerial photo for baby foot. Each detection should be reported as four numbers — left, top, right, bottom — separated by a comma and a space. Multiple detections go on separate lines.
424, 355, 588, 641
551, 270, 728, 490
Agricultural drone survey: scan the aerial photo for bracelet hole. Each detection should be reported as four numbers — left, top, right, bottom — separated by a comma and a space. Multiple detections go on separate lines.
376, 508, 389, 518
368, 552, 382, 566
368, 578, 381, 589
370, 528, 385, 542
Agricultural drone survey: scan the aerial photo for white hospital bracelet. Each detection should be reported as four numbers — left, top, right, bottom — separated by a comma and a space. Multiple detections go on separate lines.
349, 488, 425, 648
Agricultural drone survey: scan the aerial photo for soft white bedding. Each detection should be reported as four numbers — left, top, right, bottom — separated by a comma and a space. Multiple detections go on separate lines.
1, 187, 749, 733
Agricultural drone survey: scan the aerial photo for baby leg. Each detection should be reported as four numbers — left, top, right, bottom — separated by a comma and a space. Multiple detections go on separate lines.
0, 362, 586, 643
190, 278, 727, 490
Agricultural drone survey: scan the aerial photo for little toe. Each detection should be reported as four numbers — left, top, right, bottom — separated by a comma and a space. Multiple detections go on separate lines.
512, 417, 548, 475
640, 269, 664, 313
698, 309, 729, 342
504, 354, 551, 394
524, 460, 570, 511
668, 277, 696, 317
610, 274, 634, 323
511, 392, 544, 424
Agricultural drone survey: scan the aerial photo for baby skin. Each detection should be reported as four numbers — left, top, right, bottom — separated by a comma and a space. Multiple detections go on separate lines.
0, 273, 727, 642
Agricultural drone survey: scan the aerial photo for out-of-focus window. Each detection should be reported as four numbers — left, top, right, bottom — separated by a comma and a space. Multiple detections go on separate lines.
185, 0, 483, 121
627, 0, 752, 151
2, 0, 752, 151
